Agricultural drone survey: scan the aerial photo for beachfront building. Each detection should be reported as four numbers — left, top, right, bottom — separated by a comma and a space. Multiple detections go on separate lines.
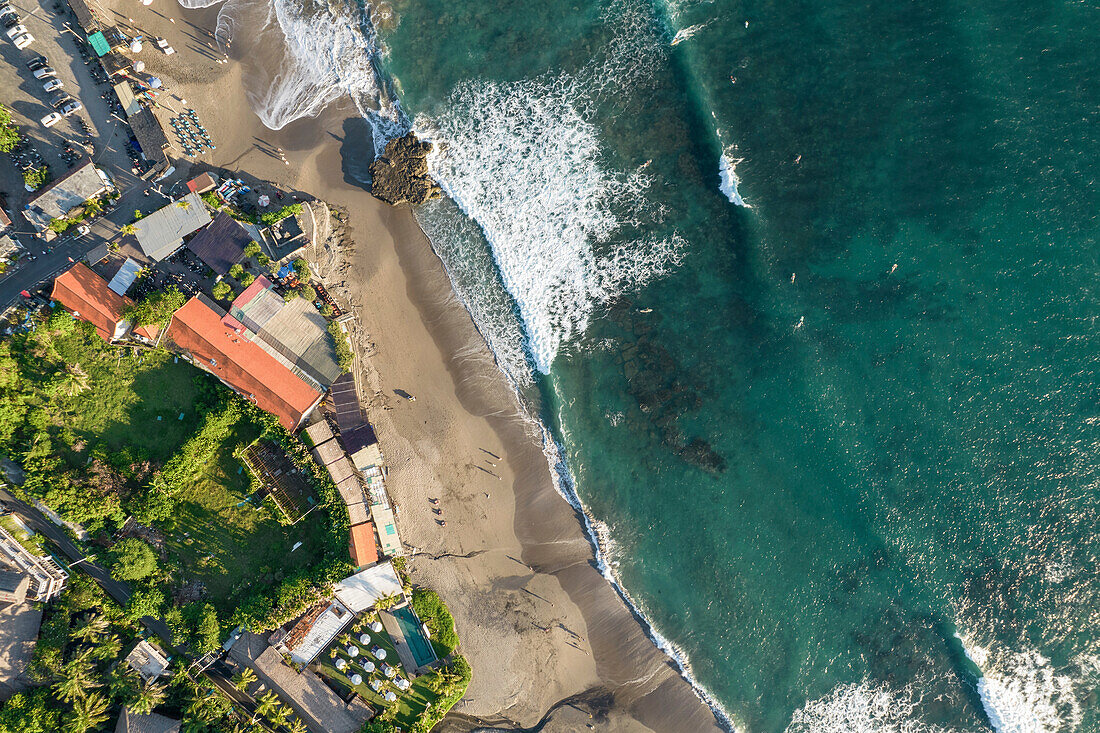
223, 276, 342, 389
134, 192, 212, 262
50, 263, 161, 344
124, 639, 170, 682
164, 295, 324, 430
114, 707, 182, 733
349, 522, 379, 569
186, 212, 253, 277
22, 161, 112, 234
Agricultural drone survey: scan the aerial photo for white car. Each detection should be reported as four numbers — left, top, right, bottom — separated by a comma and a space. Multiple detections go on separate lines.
5, 23, 27, 38
59, 100, 82, 116
12, 31, 31, 49
155, 37, 175, 54
32, 66, 55, 79
41, 112, 61, 127
42, 78, 62, 93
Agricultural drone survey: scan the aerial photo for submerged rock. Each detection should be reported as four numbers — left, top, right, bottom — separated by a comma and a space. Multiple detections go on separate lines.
369, 133, 442, 206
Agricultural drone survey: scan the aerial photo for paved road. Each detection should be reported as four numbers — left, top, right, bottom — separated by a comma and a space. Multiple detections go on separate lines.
0, 179, 173, 310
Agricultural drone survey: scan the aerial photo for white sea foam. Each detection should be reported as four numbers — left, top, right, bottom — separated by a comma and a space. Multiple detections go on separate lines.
417, 74, 684, 374
785, 681, 951, 733
957, 634, 1084, 733
671, 21, 710, 46
183, 0, 405, 149
719, 150, 750, 207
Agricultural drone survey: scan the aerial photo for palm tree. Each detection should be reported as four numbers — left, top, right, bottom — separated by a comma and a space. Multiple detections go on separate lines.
119, 223, 137, 237
232, 667, 257, 691
82, 198, 103, 217
65, 692, 110, 733
53, 659, 98, 702
129, 679, 167, 715
254, 690, 279, 720
177, 199, 191, 211
288, 717, 308, 733
62, 363, 90, 396
70, 614, 108, 642
106, 665, 138, 701
267, 703, 291, 728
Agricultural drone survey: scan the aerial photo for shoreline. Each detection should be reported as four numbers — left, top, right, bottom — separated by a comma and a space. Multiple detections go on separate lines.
118, 2, 726, 729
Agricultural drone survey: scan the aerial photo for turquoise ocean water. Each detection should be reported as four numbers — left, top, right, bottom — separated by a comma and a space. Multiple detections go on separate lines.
216, 0, 1100, 727
370, 0, 1100, 730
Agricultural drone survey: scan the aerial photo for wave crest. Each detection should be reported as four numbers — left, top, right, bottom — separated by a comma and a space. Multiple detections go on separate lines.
786, 681, 951, 733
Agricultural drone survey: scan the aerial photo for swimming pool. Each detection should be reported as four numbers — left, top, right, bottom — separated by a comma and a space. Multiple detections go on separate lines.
392, 605, 436, 668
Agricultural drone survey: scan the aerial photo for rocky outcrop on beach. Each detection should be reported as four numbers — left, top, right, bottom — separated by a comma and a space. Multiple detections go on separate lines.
369, 133, 442, 206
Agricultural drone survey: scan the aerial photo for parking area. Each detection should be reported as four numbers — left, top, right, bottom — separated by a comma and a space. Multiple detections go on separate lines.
0, 0, 141, 217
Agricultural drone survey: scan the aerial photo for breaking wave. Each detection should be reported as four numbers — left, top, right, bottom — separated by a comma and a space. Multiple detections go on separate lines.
958, 635, 1085, 733
180, 0, 405, 149
786, 681, 952, 733
417, 76, 683, 374
719, 149, 750, 207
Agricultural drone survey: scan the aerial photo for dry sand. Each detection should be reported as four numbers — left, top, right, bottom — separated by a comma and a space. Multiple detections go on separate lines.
104, 2, 725, 730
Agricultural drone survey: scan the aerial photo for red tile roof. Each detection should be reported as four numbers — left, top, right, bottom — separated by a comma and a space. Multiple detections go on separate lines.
349, 522, 378, 567
165, 297, 323, 430
51, 262, 158, 341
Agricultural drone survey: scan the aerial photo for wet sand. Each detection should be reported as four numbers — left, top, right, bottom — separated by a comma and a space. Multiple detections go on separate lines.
106, 1, 725, 729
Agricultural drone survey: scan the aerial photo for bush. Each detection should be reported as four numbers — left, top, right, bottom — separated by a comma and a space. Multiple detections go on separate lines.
240, 272, 255, 287
259, 203, 302, 227
244, 241, 262, 258
23, 166, 50, 191
133, 209, 143, 220
411, 587, 459, 657
123, 286, 184, 327
126, 587, 165, 620
211, 281, 234, 301
299, 283, 316, 301
200, 192, 220, 209
107, 538, 158, 581
292, 258, 310, 284
0, 104, 20, 154
228, 263, 244, 279
283, 289, 300, 302
48, 217, 75, 234
327, 321, 353, 373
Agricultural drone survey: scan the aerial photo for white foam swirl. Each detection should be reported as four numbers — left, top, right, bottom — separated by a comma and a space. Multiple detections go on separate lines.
416, 74, 683, 374
786, 681, 951, 733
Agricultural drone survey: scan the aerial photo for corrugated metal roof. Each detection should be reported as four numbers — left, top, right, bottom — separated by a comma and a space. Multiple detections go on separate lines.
107, 257, 141, 296
135, 192, 211, 261
113, 81, 139, 115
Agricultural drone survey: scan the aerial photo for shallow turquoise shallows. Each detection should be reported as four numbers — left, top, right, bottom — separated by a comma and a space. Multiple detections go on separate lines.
378, 0, 1100, 729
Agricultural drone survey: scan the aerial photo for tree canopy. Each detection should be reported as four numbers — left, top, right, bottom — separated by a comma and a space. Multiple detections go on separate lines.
123, 286, 185, 327
107, 538, 158, 581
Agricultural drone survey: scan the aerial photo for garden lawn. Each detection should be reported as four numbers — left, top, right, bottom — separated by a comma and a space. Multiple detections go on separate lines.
161, 413, 328, 610
52, 335, 203, 463
314, 618, 440, 728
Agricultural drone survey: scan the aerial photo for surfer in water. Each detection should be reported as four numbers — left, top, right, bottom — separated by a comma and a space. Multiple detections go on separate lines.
889, 263, 898, 274
795, 316, 805, 329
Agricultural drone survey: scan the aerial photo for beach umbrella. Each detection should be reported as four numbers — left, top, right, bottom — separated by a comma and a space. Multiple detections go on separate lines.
394, 677, 410, 691
369, 678, 382, 692
382, 664, 396, 678
371, 646, 386, 660
149, 77, 162, 89
369, 621, 383, 633
335, 658, 347, 671
384, 691, 397, 703
258, 195, 270, 207
133, 60, 145, 72
130, 40, 143, 52
362, 661, 375, 673
357, 633, 370, 645
346, 646, 359, 657
350, 673, 362, 685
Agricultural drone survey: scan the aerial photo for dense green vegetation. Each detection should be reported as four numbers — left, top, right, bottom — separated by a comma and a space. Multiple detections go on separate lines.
0, 104, 19, 153
0, 575, 255, 732
410, 587, 459, 658
0, 309, 351, 639
211, 281, 234, 301
328, 321, 353, 373
23, 166, 50, 191
122, 286, 184, 328
260, 203, 302, 227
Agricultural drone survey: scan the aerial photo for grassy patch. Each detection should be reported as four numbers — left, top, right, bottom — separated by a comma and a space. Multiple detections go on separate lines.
410, 587, 458, 658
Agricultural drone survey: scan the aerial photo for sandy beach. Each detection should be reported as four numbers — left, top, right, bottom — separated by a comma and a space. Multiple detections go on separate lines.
103, 2, 725, 730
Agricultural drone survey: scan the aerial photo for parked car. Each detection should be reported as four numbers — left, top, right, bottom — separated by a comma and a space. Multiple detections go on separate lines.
5, 23, 28, 38
32, 66, 56, 79
59, 100, 82, 116
12, 31, 31, 49
26, 54, 47, 69
41, 112, 61, 128
42, 78, 63, 93
1, 15, 19, 30
49, 92, 71, 108
155, 37, 175, 54
75, 224, 90, 236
